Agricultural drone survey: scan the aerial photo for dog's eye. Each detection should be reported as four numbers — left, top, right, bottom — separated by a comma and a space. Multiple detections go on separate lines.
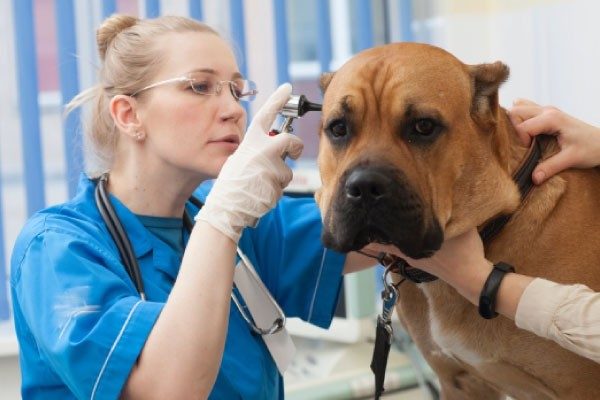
326, 119, 348, 138
405, 118, 443, 143
414, 119, 437, 136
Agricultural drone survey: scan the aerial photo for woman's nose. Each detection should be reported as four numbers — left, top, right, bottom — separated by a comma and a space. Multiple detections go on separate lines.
218, 89, 245, 121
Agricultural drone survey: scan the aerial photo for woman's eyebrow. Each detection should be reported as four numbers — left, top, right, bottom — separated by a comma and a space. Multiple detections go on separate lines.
188, 68, 244, 80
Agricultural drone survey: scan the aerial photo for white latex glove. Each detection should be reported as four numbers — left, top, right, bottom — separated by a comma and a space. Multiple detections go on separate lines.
195, 83, 304, 242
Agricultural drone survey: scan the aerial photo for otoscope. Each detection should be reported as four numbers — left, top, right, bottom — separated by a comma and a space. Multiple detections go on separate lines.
268, 94, 322, 136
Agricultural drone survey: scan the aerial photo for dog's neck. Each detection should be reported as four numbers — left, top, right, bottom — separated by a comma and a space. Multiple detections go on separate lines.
494, 108, 532, 177
485, 111, 567, 256
445, 108, 542, 239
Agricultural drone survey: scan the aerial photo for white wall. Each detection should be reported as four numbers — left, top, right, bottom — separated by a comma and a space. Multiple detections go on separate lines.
419, 0, 600, 125
0, 322, 20, 399
0, 356, 20, 399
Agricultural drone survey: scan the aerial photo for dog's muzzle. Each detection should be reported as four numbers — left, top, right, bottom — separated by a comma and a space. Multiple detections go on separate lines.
321, 164, 443, 259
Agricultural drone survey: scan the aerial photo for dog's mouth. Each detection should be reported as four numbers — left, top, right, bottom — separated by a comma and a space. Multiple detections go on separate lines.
323, 217, 441, 259
361, 226, 408, 249
350, 227, 394, 249
321, 165, 443, 259
366, 234, 393, 246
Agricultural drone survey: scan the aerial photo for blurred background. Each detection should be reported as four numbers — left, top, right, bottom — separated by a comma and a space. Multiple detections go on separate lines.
1, 0, 599, 398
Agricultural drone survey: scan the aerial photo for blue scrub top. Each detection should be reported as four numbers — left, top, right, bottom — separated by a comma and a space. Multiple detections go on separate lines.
10, 175, 345, 399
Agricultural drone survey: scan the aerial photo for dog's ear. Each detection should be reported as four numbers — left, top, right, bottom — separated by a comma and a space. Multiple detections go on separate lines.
319, 72, 335, 93
468, 61, 509, 130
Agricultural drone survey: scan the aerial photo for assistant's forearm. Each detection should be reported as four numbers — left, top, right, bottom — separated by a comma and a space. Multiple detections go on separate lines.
343, 251, 379, 274
123, 222, 236, 399
439, 260, 534, 320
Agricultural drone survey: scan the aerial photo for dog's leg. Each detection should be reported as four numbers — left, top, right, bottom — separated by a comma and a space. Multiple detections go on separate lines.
441, 369, 503, 400
396, 282, 503, 400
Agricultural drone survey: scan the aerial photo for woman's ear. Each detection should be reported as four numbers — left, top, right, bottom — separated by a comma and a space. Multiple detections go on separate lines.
110, 95, 144, 141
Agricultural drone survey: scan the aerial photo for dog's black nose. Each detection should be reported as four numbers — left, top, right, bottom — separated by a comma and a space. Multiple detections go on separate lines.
345, 168, 391, 205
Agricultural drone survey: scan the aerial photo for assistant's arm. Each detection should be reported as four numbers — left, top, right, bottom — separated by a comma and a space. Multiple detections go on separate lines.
369, 230, 600, 365
343, 251, 379, 274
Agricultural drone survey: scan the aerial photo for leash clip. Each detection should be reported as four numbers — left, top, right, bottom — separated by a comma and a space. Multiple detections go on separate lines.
370, 264, 399, 399
380, 265, 399, 331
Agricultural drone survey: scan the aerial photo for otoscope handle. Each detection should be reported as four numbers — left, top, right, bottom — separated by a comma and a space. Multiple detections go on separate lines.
268, 94, 322, 136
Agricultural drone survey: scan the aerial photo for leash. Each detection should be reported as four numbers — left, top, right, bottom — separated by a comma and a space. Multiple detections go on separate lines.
370, 263, 404, 399
356, 251, 410, 400
365, 136, 544, 399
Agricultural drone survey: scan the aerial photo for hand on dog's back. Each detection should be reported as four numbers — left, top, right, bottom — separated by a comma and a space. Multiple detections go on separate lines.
509, 98, 600, 184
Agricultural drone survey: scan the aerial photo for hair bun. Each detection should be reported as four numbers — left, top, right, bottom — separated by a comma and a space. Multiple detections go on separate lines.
97, 14, 139, 61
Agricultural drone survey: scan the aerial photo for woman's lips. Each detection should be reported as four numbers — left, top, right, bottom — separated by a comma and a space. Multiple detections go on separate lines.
210, 134, 240, 143
208, 135, 240, 150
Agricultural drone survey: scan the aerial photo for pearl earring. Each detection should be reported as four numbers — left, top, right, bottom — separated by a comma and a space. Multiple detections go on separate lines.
135, 132, 144, 141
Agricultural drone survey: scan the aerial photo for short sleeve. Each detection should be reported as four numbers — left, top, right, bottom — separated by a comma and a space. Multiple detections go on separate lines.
241, 196, 346, 328
11, 227, 164, 400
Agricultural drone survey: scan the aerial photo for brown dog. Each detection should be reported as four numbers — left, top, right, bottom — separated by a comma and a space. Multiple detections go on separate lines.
315, 42, 600, 399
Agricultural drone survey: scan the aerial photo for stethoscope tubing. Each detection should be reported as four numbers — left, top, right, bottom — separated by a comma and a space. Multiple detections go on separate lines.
96, 174, 147, 300
94, 174, 286, 335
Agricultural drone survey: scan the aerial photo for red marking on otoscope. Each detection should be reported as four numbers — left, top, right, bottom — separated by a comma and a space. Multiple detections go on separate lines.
268, 129, 280, 136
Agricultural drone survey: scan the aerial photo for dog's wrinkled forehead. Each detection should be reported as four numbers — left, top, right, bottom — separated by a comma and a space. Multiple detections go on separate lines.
321, 43, 473, 121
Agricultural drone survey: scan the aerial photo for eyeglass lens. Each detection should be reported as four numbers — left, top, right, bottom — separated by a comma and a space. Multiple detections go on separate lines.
189, 76, 257, 102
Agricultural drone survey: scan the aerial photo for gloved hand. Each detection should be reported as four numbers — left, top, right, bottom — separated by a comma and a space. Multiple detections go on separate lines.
195, 83, 304, 242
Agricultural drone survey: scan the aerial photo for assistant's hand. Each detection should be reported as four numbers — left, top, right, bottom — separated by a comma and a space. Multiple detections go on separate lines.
195, 83, 304, 242
368, 230, 535, 320
367, 229, 490, 284
509, 99, 600, 184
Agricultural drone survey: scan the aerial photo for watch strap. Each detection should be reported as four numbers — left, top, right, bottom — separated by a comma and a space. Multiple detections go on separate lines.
478, 262, 515, 319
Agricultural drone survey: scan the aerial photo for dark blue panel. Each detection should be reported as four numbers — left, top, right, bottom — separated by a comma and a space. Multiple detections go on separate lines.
399, 0, 415, 42
189, 0, 203, 21
12, 0, 46, 216
355, 0, 374, 51
229, 0, 248, 78
102, 0, 117, 18
56, 0, 82, 198
316, 0, 332, 73
146, 0, 160, 18
272, 0, 289, 84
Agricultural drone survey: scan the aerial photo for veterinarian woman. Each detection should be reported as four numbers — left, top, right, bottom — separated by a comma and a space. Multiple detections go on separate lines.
10, 15, 374, 399
374, 99, 600, 364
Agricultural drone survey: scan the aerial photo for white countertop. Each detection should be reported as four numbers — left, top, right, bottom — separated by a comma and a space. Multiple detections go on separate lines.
0, 321, 18, 357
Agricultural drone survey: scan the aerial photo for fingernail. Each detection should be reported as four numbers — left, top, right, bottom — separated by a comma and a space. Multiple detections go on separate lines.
533, 171, 545, 184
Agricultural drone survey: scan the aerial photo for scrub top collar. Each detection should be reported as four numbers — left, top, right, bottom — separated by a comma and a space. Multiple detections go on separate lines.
80, 175, 281, 302
77, 174, 187, 281
78, 175, 152, 256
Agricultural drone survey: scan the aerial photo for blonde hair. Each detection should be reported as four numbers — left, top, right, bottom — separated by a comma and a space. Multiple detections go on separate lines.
68, 14, 218, 176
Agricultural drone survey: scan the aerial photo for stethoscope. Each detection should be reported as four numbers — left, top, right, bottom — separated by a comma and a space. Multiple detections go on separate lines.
94, 173, 286, 335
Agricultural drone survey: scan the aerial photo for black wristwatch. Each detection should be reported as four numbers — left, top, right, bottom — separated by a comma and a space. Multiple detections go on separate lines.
478, 262, 515, 319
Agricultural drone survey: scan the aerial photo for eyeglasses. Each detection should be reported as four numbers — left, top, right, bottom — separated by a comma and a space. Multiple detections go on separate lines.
131, 74, 258, 102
